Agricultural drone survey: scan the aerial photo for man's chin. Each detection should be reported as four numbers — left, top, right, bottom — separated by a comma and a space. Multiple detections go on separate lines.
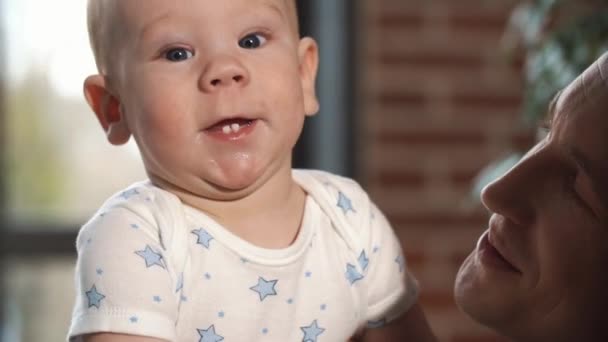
454, 252, 523, 335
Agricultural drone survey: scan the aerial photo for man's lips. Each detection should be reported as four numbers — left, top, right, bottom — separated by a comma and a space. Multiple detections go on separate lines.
486, 223, 522, 274
488, 214, 521, 273
477, 229, 522, 274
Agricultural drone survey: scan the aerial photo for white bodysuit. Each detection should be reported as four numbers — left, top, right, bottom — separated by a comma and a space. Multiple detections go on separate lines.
68, 169, 419, 341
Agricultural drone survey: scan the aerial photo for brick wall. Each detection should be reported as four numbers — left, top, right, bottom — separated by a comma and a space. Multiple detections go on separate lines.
358, 1, 531, 341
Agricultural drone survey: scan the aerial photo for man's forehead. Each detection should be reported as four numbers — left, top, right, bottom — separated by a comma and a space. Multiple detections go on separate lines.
556, 53, 608, 117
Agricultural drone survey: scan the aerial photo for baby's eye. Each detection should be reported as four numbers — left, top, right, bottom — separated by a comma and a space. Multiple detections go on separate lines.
164, 48, 194, 62
238, 33, 267, 49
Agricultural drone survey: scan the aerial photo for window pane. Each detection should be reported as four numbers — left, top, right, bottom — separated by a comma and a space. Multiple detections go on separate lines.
2, 257, 75, 342
2, 0, 146, 228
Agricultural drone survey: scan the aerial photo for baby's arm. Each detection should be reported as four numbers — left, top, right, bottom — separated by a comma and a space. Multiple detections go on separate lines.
68, 199, 180, 341
358, 303, 437, 341
357, 200, 437, 341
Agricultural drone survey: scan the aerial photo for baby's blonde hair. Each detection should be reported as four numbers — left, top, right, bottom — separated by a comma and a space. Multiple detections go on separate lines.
87, 0, 127, 76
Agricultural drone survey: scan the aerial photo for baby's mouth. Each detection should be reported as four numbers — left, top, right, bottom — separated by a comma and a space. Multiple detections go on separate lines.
206, 118, 255, 134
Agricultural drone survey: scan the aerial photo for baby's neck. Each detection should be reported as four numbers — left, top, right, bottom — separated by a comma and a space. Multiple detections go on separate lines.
171, 169, 308, 249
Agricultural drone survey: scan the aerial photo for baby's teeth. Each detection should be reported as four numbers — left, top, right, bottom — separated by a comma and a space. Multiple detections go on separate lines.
222, 125, 232, 134
231, 123, 241, 132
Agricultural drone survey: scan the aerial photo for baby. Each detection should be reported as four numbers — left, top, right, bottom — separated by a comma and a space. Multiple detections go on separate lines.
68, 0, 436, 341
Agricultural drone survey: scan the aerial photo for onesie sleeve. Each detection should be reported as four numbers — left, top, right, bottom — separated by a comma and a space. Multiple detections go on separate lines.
68, 200, 180, 341
361, 201, 419, 327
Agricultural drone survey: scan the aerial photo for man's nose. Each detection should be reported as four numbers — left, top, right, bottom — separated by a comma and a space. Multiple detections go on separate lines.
480, 143, 547, 226
199, 55, 249, 92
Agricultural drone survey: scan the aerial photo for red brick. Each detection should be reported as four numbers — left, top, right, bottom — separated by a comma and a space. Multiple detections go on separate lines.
447, 14, 508, 32
377, 131, 486, 147
377, 91, 425, 107
450, 93, 522, 110
449, 169, 485, 187
373, 170, 426, 188
377, 13, 424, 30
379, 53, 484, 70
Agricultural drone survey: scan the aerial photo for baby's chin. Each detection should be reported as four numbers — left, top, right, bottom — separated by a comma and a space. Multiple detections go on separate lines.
206, 175, 264, 198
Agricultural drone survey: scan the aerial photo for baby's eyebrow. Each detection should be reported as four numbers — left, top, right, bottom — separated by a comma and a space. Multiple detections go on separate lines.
260, 1, 288, 22
140, 12, 171, 40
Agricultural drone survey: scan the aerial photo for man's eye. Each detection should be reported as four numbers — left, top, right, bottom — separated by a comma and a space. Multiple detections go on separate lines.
165, 48, 194, 62
238, 33, 266, 49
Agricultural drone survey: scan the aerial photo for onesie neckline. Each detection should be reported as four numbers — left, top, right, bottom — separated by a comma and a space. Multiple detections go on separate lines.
181, 195, 318, 267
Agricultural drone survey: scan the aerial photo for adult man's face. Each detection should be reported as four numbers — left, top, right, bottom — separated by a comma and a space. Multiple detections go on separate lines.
454, 54, 608, 341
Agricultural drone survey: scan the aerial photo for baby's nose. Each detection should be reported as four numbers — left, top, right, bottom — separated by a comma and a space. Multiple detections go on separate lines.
200, 56, 249, 91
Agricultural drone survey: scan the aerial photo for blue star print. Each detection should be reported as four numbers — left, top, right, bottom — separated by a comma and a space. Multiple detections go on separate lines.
135, 245, 165, 269
250, 277, 278, 301
192, 228, 214, 249
86, 285, 106, 309
395, 254, 405, 273
345, 263, 364, 285
176, 273, 184, 293
120, 189, 139, 200
358, 250, 369, 271
337, 192, 355, 214
301, 320, 325, 342
197, 325, 224, 342
367, 318, 387, 328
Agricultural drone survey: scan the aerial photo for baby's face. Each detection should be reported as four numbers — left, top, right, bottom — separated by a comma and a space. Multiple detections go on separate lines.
106, 0, 318, 200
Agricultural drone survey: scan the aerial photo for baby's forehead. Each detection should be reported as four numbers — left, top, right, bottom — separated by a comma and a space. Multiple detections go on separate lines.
111, 0, 296, 23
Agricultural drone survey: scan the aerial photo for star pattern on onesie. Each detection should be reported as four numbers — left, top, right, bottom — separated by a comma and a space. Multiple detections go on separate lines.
197, 325, 224, 342
135, 245, 165, 269
176, 272, 184, 293
85, 285, 105, 309
345, 263, 364, 285
300, 320, 325, 342
75, 174, 411, 340
337, 192, 356, 214
358, 250, 369, 271
120, 188, 139, 200
395, 254, 405, 273
250, 277, 278, 301
192, 228, 214, 249
367, 318, 387, 329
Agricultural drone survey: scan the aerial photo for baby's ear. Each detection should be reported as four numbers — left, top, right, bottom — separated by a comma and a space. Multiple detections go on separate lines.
298, 37, 320, 116
83, 75, 131, 145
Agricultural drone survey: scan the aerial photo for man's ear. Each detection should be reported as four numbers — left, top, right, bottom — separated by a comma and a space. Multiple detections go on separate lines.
83, 75, 131, 145
298, 37, 320, 116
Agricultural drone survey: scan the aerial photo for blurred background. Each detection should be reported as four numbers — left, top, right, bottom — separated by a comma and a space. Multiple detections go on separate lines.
1, 0, 607, 341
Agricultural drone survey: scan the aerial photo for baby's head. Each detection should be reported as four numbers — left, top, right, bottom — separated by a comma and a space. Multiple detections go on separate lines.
87, 0, 301, 77
84, 0, 319, 200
